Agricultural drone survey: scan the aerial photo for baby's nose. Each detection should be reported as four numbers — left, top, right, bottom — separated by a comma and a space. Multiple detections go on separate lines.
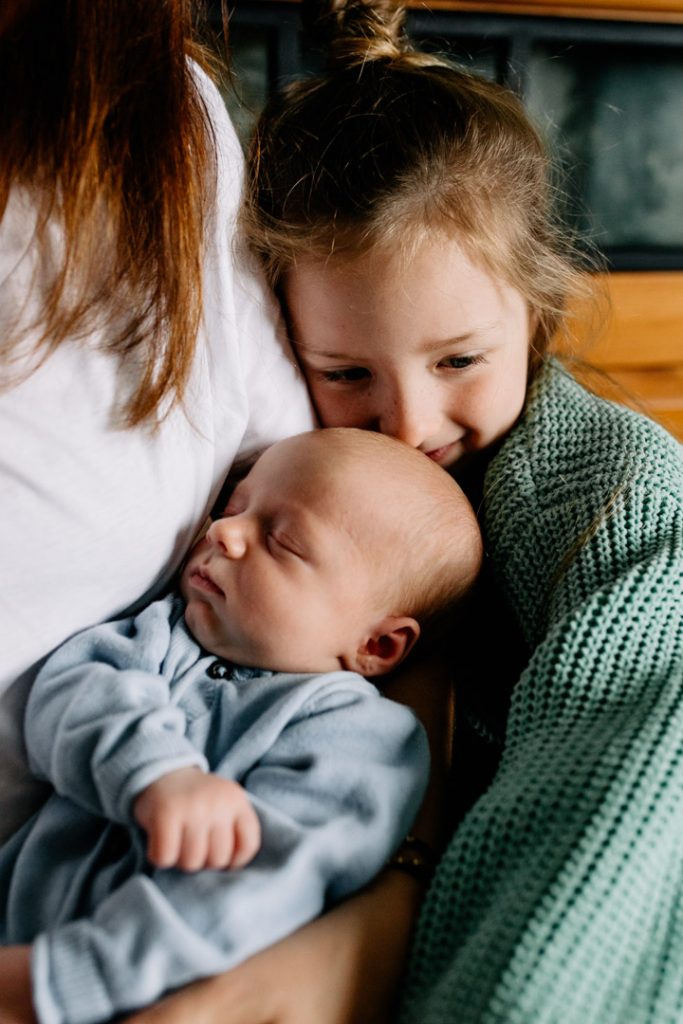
207, 517, 249, 559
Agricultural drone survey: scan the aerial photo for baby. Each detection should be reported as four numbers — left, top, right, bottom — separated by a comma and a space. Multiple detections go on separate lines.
0, 428, 482, 1024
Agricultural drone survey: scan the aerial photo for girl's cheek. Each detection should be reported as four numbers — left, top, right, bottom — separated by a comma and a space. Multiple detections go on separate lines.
313, 389, 353, 427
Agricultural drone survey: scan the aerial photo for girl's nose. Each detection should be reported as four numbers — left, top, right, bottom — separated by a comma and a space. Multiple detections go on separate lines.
206, 516, 250, 559
379, 382, 442, 449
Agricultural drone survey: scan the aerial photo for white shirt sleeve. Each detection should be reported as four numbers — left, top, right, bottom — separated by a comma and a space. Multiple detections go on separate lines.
191, 62, 315, 468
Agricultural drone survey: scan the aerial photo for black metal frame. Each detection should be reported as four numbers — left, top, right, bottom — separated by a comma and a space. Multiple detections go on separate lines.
220, 2, 683, 270
224, 2, 303, 85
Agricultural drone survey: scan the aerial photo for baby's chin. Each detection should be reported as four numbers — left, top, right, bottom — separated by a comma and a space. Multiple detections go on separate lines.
182, 600, 221, 656
182, 601, 250, 667
182, 600, 201, 641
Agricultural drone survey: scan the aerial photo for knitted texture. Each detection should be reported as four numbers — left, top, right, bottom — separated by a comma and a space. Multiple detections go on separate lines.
400, 361, 683, 1024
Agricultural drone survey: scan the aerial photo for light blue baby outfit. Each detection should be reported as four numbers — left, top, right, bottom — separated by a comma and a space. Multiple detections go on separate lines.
0, 594, 428, 1024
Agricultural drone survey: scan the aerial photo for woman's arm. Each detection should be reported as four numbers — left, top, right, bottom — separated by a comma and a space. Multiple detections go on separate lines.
0, 946, 36, 1024
126, 869, 424, 1024
125, 653, 455, 1024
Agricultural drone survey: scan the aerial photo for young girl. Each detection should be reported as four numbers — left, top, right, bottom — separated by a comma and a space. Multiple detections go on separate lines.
124, 1, 682, 1022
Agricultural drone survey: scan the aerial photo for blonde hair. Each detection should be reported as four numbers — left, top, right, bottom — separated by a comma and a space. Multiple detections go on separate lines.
0, 0, 228, 427
244, 0, 597, 370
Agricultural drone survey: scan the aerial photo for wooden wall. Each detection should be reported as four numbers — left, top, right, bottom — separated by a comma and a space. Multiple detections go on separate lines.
405, 0, 683, 23
557, 272, 683, 439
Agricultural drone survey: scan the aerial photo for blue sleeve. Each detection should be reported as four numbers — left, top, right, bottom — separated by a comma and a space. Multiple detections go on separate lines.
25, 597, 207, 824
31, 675, 429, 1024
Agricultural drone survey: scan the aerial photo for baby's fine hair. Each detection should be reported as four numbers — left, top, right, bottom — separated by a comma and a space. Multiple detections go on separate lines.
311, 428, 483, 636
244, 0, 595, 368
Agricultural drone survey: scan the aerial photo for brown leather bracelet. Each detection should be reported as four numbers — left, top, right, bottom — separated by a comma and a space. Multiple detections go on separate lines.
387, 834, 438, 884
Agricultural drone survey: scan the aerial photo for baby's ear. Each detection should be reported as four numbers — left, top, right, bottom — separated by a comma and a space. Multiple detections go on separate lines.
350, 617, 420, 678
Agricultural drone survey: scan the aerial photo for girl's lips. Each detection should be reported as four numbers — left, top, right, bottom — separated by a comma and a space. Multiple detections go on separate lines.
189, 567, 225, 597
424, 441, 460, 466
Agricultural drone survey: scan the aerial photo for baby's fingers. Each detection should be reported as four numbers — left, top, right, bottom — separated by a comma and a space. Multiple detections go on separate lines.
146, 818, 183, 869
177, 825, 210, 872
230, 803, 262, 869
205, 822, 236, 870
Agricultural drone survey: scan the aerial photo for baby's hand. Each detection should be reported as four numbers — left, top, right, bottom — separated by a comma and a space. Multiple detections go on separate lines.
133, 767, 261, 872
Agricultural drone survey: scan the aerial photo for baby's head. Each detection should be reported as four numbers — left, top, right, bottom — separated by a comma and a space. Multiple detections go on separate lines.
181, 428, 482, 676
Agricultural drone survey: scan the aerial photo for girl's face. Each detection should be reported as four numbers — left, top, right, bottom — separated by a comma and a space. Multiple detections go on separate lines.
284, 237, 533, 474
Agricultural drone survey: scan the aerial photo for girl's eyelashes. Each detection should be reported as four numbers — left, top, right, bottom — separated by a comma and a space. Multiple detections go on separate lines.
315, 355, 486, 382
439, 353, 486, 370
318, 366, 370, 384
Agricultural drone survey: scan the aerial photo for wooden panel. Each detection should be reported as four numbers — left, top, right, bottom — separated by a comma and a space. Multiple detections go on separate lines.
585, 272, 683, 368
566, 363, 683, 437
265, 0, 683, 13
404, 0, 683, 22
558, 271, 683, 439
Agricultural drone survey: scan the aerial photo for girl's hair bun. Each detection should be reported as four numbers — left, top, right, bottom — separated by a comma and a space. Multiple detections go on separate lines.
302, 0, 411, 65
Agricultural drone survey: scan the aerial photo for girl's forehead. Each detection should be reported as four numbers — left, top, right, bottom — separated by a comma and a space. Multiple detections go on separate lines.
286, 237, 520, 311
285, 249, 529, 359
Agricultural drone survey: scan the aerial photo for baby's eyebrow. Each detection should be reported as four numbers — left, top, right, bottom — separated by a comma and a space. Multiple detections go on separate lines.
220, 481, 249, 513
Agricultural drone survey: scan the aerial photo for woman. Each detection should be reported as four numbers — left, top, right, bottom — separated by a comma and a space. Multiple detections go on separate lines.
0, 0, 312, 845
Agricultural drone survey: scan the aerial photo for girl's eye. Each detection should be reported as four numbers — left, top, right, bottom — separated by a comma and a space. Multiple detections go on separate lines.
439, 354, 485, 370
320, 366, 370, 384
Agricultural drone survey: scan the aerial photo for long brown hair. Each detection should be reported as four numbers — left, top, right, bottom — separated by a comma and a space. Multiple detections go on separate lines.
0, 0, 227, 426
245, 0, 597, 369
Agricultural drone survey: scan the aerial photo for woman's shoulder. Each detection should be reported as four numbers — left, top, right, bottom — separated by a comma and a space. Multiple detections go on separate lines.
188, 58, 244, 210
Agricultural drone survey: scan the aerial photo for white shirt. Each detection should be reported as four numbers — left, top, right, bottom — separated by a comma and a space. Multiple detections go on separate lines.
0, 67, 314, 838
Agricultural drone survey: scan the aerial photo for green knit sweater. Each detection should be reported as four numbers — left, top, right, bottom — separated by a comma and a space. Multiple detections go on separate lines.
400, 361, 683, 1024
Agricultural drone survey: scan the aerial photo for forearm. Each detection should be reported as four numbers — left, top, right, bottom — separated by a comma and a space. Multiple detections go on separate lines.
217, 868, 424, 1024
27, 663, 203, 824
24, 601, 191, 812
382, 651, 455, 849
124, 868, 424, 1024
0, 946, 37, 1024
